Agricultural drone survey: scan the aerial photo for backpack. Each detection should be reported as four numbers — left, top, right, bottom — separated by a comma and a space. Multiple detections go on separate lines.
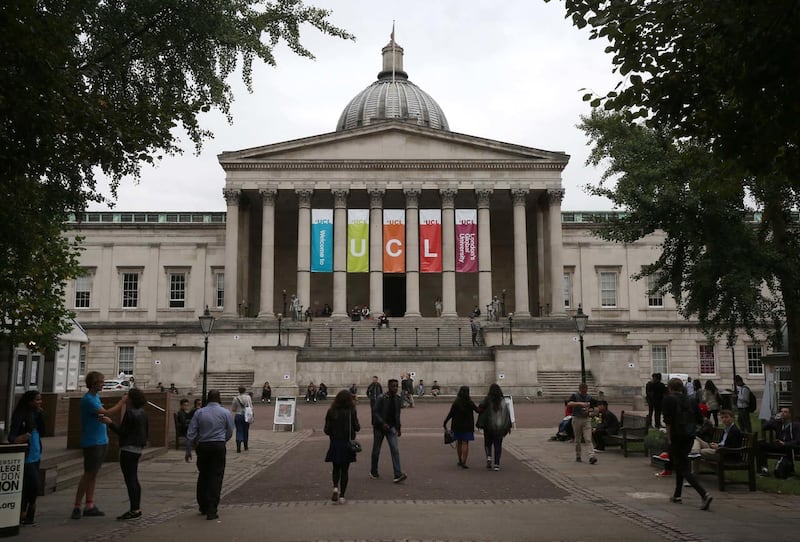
747, 388, 757, 413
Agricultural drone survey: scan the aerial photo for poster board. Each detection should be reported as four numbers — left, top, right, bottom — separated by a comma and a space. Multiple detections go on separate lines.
273, 397, 297, 432
504, 395, 516, 427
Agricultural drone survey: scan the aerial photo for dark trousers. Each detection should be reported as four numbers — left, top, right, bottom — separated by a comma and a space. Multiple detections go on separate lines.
119, 451, 142, 510
21, 461, 40, 521
196, 442, 227, 514
737, 409, 752, 433
332, 463, 351, 497
483, 432, 504, 465
670, 437, 707, 499
593, 429, 616, 450
647, 403, 663, 428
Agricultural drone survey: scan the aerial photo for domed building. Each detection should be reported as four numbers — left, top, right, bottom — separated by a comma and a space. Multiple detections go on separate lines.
51, 38, 767, 405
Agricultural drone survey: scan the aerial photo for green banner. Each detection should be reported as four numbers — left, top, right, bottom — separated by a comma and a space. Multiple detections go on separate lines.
347, 209, 369, 272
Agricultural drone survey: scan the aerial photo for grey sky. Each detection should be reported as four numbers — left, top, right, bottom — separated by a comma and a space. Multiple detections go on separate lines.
90, 0, 619, 212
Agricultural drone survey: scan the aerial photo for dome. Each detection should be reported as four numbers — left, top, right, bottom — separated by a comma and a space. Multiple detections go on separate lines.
336, 39, 449, 132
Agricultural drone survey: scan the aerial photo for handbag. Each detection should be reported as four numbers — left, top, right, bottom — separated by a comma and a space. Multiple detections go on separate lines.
444, 428, 455, 445
238, 397, 254, 423
348, 408, 362, 453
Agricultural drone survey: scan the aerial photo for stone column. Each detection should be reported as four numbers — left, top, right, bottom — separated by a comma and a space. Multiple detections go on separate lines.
511, 188, 531, 317
441, 187, 458, 317
368, 187, 385, 314
536, 204, 546, 317
296, 189, 313, 318
332, 189, 349, 318
258, 187, 277, 318
222, 188, 240, 317
477, 188, 493, 313
404, 187, 421, 317
548, 188, 566, 317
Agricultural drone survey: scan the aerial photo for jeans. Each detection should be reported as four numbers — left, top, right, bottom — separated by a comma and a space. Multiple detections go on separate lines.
119, 451, 142, 510
371, 426, 402, 477
483, 433, 504, 465
234, 413, 250, 445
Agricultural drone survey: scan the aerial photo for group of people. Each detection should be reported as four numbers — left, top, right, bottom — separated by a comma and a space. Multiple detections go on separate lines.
305, 381, 329, 403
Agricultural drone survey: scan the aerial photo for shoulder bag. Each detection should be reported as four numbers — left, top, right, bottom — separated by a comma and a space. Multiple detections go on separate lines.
348, 409, 362, 453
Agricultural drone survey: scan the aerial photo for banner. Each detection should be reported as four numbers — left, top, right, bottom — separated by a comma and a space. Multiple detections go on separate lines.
455, 209, 478, 273
347, 209, 369, 272
419, 209, 442, 273
311, 209, 333, 272
383, 209, 405, 273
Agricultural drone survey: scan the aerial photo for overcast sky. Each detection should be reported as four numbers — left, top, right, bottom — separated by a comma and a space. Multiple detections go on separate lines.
89, 0, 621, 212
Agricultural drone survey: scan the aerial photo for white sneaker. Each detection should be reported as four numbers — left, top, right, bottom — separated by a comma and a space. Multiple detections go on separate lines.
338, 497, 346, 504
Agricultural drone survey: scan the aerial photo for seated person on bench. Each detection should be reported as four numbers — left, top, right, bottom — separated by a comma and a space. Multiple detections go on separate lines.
690, 409, 742, 462
377, 313, 390, 328
757, 406, 800, 476
592, 401, 619, 451
176, 398, 192, 437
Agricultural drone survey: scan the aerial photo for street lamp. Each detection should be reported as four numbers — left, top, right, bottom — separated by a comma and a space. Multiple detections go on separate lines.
282, 289, 287, 318
502, 289, 506, 317
277, 313, 283, 346
198, 306, 215, 406
508, 313, 514, 345
574, 304, 589, 383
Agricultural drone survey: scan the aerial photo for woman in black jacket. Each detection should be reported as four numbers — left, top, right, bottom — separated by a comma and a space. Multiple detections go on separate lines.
324, 389, 360, 504
8, 390, 45, 525
443, 386, 478, 468
108, 387, 149, 520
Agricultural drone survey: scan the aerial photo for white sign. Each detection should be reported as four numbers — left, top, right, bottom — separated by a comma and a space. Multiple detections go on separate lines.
0, 446, 26, 530
503, 395, 516, 425
273, 397, 297, 431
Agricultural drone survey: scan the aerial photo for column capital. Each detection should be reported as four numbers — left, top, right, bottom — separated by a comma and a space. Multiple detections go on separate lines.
333, 188, 349, 208
511, 188, 528, 206
368, 186, 385, 208
440, 187, 458, 208
296, 188, 313, 208
403, 187, 421, 207
547, 188, 566, 204
222, 188, 241, 206
476, 187, 493, 208
259, 187, 278, 206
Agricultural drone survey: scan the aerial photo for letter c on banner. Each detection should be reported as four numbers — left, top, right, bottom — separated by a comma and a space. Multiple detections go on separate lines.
386, 238, 402, 257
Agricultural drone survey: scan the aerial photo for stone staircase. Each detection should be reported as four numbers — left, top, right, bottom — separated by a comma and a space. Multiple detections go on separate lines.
196, 371, 255, 401
307, 317, 478, 348
538, 371, 597, 400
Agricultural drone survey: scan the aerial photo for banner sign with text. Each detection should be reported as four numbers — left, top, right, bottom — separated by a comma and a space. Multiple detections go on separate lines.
455, 209, 478, 273
419, 209, 442, 273
383, 209, 406, 273
311, 209, 333, 272
347, 209, 369, 272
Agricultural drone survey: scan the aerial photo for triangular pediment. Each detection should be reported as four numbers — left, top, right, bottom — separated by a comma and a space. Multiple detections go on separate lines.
219, 121, 568, 167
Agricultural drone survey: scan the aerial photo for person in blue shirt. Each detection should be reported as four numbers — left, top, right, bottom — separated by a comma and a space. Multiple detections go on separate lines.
71, 371, 127, 520
185, 389, 234, 520
8, 391, 46, 525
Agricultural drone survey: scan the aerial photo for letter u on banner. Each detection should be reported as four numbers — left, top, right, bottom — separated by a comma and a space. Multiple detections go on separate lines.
347, 209, 369, 272
311, 209, 333, 272
383, 209, 405, 273
419, 209, 442, 273
455, 209, 478, 273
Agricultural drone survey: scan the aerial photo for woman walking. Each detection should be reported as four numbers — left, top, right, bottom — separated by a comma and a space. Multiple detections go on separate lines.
443, 386, 478, 468
477, 383, 512, 471
703, 379, 720, 426
232, 386, 254, 452
8, 391, 45, 525
324, 389, 360, 504
108, 387, 149, 520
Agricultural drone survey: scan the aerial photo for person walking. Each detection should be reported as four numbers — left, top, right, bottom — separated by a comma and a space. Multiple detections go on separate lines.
324, 390, 361, 504
476, 383, 512, 470
71, 371, 127, 520
366, 375, 383, 409
568, 382, 598, 465
370, 379, 407, 483
8, 391, 45, 525
231, 386, 254, 452
185, 389, 234, 520
662, 377, 713, 510
470, 317, 480, 346
443, 386, 478, 468
108, 387, 149, 520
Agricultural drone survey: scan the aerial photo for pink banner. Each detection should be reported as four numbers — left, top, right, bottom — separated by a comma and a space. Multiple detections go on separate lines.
455, 209, 478, 273
419, 209, 442, 273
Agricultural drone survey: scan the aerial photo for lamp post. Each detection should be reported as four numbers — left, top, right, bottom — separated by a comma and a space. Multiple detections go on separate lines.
282, 289, 287, 318
574, 304, 589, 383
277, 313, 283, 346
502, 289, 506, 317
198, 306, 215, 406
508, 313, 514, 345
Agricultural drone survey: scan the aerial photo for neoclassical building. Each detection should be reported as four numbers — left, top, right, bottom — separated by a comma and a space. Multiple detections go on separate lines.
52, 39, 768, 400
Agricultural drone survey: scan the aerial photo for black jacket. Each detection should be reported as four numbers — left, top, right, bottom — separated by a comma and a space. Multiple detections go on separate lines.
8, 409, 45, 457
596, 410, 620, 435
373, 392, 402, 431
110, 407, 149, 449
324, 408, 360, 440
444, 399, 478, 433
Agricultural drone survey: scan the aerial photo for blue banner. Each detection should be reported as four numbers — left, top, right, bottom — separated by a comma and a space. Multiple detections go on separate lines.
311, 209, 333, 272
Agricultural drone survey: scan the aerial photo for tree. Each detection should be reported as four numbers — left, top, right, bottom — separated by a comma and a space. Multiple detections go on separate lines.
553, 0, 800, 414
0, 1, 352, 421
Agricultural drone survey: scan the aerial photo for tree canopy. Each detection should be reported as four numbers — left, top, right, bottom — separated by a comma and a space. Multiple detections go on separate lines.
0, 1, 352, 356
553, 0, 800, 411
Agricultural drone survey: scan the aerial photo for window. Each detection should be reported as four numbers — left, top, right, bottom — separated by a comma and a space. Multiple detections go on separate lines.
215, 271, 225, 309
646, 274, 664, 307
75, 274, 92, 308
651, 345, 668, 374
29, 354, 41, 386
118, 346, 134, 376
563, 272, 572, 309
122, 272, 139, 308
699, 344, 716, 375
747, 345, 764, 375
79, 344, 87, 377
169, 272, 186, 308
600, 271, 618, 307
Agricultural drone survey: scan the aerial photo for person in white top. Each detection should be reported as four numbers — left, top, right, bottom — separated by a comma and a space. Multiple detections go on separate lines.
231, 387, 254, 453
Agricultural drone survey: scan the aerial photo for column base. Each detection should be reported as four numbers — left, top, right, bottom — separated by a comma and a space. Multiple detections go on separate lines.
441, 311, 460, 318
257, 311, 276, 319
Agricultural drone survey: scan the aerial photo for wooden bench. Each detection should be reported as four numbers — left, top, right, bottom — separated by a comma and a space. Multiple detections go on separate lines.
696, 428, 756, 491
604, 410, 648, 457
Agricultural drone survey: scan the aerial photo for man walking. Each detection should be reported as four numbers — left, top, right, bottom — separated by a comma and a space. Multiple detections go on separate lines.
366, 375, 383, 408
71, 371, 127, 519
567, 383, 598, 464
370, 379, 407, 483
185, 389, 234, 520
734, 375, 753, 433
470, 317, 480, 346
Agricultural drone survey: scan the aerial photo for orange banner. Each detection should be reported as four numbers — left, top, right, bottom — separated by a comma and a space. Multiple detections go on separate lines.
383, 210, 405, 273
